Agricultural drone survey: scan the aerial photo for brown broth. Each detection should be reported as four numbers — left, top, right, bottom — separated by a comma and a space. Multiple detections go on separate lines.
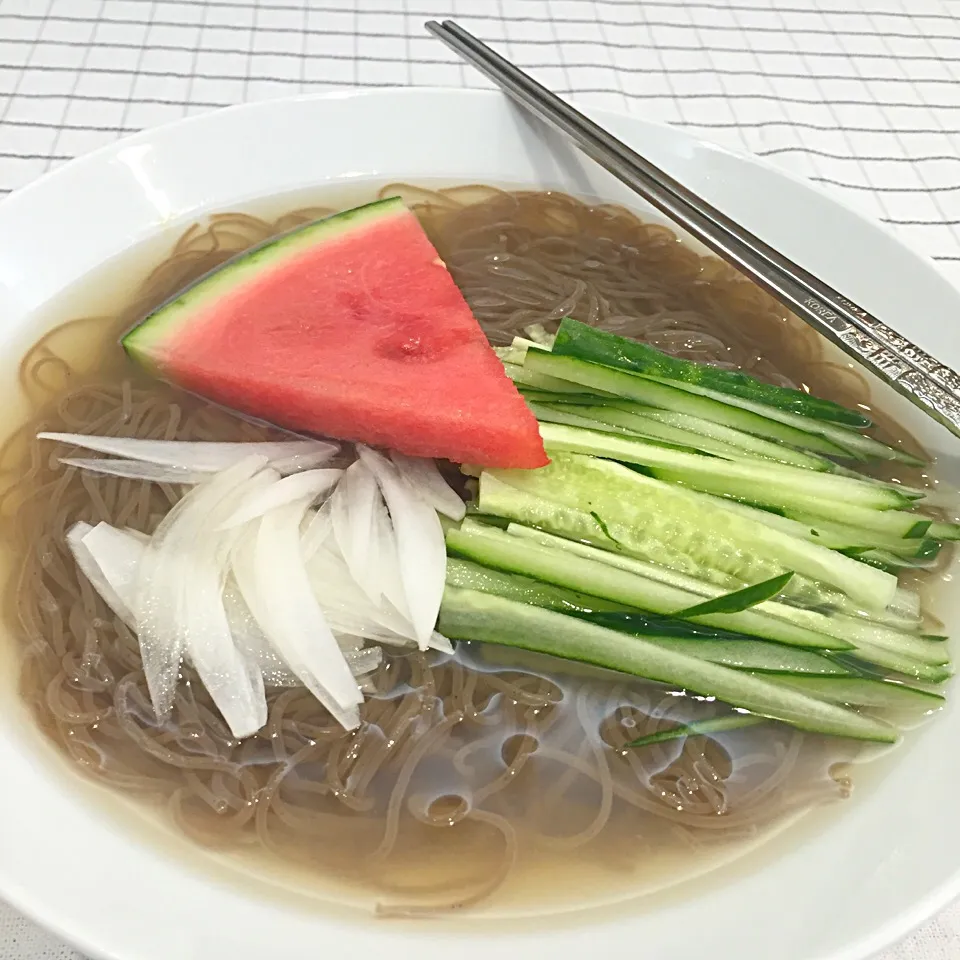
0, 184, 945, 919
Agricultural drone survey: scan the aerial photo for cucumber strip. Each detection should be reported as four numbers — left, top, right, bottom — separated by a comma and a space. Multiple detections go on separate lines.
504, 522, 940, 670
445, 557, 629, 615
446, 524, 846, 650
562, 402, 832, 470
527, 401, 732, 457
765, 675, 944, 710
782, 503, 936, 539
839, 646, 953, 683
639, 374, 921, 465
859, 548, 941, 571
697, 493, 932, 561
614, 633, 853, 675
438, 587, 897, 743
929, 520, 960, 541
627, 406, 834, 471
518, 388, 609, 405
504, 360, 616, 397
627, 715, 765, 747
524, 351, 852, 457
552, 317, 871, 428
538, 422, 913, 512
484, 454, 899, 610
781, 513, 937, 554
832, 464, 928, 500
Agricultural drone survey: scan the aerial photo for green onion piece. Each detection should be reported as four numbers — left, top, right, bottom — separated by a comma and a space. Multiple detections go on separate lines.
673, 572, 795, 617
627, 714, 765, 747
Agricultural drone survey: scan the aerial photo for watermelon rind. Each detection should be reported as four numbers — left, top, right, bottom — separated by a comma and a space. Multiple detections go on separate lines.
121, 196, 406, 368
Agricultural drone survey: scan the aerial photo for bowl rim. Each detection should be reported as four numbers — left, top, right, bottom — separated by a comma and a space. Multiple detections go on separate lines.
0, 85, 958, 960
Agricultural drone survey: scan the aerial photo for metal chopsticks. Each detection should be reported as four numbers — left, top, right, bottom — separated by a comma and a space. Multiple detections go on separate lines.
425, 17, 960, 442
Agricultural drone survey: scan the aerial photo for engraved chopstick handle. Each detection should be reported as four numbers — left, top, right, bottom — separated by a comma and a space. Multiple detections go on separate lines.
801, 293, 960, 433
427, 19, 960, 441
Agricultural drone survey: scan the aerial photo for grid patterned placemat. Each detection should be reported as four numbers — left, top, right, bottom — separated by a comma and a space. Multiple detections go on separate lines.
1, 0, 960, 958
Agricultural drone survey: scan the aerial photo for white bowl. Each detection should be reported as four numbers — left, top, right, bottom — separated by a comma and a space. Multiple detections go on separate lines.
0, 87, 958, 960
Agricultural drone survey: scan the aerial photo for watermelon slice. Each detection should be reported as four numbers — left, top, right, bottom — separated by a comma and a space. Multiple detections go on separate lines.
122, 198, 547, 469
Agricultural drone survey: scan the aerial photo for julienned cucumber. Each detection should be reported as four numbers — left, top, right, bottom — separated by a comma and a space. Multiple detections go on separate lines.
552, 317, 871, 428
446, 523, 844, 650
610, 404, 835, 471
539, 401, 833, 471
781, 503, 943, 540
537, 422, 913, 513
527, 401, 746, 460
695, 493, 931, 554
611, 633, 853, 675
640, 374, 922, 466
764, 675, 944, 710
501, 523, 944, 674
523, 351, 852, 457
437, 586, 897, 743
482, 453, 899, 610
503, 360, 614, 397
445, 557, 629, 614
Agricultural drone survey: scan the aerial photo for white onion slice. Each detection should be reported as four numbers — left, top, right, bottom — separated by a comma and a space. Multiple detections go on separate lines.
218, 468, 339, 530
301, 500, 333, 560
330, 459, 382, 603
75, 522, 145, 627
177, 468, 279, 738
39, 433, 337, 473
370, 489, 412, 625
235, 500, 362, 727
357, 446, 446, 649
270, 449, 340, 474
346, 646, 382, 677
389, 452, 466, 521
66, 521, 137, 627
62, 458, 204, 484
428, 632, 454, 655
133, 455, 269, 723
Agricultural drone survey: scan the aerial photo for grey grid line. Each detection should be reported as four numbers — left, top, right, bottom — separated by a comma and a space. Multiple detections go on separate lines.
7, 4, 958, 40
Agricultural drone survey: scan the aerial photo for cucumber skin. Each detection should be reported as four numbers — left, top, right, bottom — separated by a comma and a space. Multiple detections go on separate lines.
525, 351, 852, 457
447, 523, 846, 650
483, 454, 899, 612
538, 422, 913, 513
438, 586, 897, 743
553, 317, 871, 428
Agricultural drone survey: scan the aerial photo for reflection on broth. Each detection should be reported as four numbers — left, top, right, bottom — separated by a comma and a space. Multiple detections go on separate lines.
0, 185, 946, 917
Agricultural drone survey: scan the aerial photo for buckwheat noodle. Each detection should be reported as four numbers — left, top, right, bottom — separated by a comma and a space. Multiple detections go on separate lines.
0, 186, 920, 916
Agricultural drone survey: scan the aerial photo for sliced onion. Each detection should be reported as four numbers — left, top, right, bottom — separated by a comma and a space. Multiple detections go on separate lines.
301, 500, 333, 560
177, 467, 283, 738
62, 458, 204, 484
75, 522, 145, 626
307, 541, 418, 644
218, 468, 339, 530
330, 458, 382, 603
67, 521, 136, 627
389, 451, 466, 521
357, 446, 446, 649
234, 500, 362, 728
345, 646, 382, 677
270, 449, 340, 474
39, 433, 337, 473
428, 632, 454, 655
368, 493, 412, 627
133, 455, 269, 723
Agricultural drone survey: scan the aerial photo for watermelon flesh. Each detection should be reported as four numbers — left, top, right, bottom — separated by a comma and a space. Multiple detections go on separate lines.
122, 198, 547, 469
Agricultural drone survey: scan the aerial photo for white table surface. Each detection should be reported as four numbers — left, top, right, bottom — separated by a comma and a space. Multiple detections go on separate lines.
1, 0, 959, 957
